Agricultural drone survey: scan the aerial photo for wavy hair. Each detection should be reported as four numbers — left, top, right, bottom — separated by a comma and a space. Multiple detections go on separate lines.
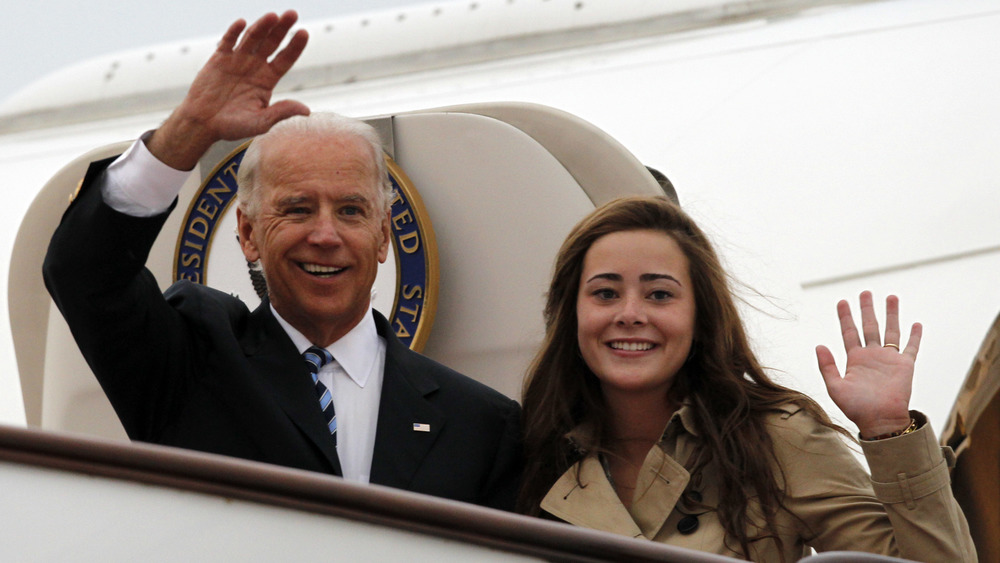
518, 196, 847, 558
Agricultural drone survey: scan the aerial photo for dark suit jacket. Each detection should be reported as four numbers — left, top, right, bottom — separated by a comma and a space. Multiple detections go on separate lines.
43, 158, 522, 510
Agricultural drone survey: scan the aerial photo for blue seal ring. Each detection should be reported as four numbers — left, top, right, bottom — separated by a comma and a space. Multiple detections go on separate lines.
173, 142, 439, 351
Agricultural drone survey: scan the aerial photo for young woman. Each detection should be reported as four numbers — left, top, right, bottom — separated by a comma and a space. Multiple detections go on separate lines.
519, 196, 974, 561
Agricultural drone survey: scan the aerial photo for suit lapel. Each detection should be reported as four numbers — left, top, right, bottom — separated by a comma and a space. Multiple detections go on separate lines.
369, 311, 445, 489
243, 302, 343, 475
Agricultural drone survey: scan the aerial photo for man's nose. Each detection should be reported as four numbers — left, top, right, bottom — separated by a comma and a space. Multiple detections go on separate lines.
308, 213, 343, 246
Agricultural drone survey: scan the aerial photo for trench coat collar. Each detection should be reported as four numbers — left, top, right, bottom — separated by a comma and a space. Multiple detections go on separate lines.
542, 410, 695, 539
562, 402, 699, 452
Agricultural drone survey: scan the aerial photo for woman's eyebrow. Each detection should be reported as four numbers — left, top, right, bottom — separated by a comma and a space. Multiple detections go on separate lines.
641, 273, 681, 284
584, 272, 681, 284
584, 272, 622, 284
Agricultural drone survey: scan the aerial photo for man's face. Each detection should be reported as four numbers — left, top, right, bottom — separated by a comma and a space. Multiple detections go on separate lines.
237, 133, 390, 345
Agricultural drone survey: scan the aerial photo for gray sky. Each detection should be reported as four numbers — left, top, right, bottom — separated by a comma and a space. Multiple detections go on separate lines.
1, 1, 421, 104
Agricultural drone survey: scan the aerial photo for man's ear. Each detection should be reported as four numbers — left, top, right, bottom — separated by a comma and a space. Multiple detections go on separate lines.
377, 211, 391, 264
236, 207, 260, 262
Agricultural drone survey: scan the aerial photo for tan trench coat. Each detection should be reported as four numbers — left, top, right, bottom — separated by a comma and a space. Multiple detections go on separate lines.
541, 405, 975, 562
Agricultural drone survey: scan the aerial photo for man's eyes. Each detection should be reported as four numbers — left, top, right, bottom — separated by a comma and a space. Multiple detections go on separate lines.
274, 203, 368, 218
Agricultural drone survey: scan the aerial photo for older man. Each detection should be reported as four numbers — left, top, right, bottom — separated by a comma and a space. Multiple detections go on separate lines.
43, 11, 521, 510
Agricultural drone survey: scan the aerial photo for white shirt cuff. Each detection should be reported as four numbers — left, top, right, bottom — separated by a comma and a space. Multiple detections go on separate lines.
101, 130, 194, 217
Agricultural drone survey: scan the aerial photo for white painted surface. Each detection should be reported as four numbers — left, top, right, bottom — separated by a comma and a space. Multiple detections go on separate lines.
2, 0, 998, 441
0, 460, 540, 562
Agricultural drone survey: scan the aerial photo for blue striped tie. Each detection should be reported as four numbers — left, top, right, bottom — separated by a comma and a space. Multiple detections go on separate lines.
303, 346, 337, 441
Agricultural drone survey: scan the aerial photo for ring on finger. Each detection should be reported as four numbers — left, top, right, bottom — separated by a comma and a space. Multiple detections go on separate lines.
883, 343, 900, 351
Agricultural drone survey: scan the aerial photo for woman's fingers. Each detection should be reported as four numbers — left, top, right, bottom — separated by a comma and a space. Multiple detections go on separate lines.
838, 299, 862, 353
858, 290, 882, 346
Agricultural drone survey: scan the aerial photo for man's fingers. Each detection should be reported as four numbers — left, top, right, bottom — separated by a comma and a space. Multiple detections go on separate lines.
257, 10, 301, 59
217, 19, 248, 52
235, 12, 280, 54
264, 100, 312, 128
270, 29, 309, 77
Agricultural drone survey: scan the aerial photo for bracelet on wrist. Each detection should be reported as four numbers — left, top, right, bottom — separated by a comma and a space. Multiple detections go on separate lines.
864, 418, 918, 441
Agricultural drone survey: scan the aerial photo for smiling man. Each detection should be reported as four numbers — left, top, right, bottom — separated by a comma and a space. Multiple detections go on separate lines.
236, 119, 393, 347
43, 11, 521, 511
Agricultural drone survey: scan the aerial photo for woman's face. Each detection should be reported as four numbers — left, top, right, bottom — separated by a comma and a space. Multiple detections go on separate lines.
576, 229, 696, 399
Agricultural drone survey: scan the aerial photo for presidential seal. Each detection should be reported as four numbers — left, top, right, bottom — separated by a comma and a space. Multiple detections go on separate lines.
173, 142, 439, 351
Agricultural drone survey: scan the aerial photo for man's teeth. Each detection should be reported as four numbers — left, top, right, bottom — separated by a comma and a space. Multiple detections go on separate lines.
610, 341, 653, 352
303, 264, 344, 275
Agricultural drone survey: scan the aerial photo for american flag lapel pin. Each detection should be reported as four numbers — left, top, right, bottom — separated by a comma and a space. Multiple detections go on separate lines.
413, 422, 431, 432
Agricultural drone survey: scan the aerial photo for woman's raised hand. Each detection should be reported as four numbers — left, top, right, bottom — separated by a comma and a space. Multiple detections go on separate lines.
815, 291, 920, 439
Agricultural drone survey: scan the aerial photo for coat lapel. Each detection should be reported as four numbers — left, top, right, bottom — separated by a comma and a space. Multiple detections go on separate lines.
542, 456, 645, 538
541, 445, 690, 540
368, 311, 445, 490
242, 302, 343, 475
629, 446, 690, 538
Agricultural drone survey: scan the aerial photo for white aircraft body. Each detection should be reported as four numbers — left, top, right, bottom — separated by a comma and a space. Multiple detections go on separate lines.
1, 0, 998, 559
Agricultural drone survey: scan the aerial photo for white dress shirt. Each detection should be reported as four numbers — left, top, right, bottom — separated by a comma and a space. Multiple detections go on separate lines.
101, 131, 188, 216
272, 306, 385, 484
97, 135, 387, 483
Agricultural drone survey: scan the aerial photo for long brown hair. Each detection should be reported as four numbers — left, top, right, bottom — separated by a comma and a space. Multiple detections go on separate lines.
518, 196, 846, 557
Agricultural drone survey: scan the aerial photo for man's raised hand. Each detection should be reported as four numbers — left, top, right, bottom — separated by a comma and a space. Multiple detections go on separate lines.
148, 11, 310, 170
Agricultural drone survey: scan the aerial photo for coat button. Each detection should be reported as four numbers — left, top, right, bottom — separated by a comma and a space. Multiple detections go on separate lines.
677, 514, 699, 535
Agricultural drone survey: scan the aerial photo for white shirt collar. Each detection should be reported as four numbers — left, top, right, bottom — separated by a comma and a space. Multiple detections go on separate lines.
271, 304, 381, 388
